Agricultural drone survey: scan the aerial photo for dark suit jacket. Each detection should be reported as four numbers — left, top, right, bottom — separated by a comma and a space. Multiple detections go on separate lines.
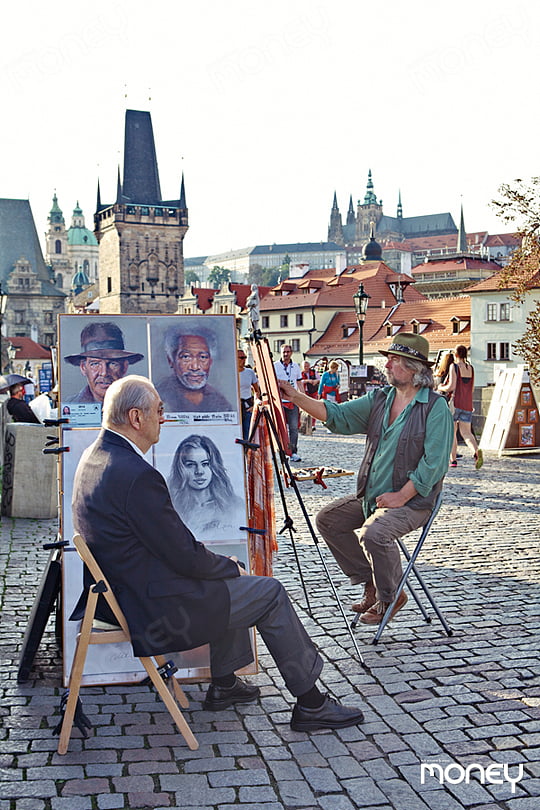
71, 429, 240, 657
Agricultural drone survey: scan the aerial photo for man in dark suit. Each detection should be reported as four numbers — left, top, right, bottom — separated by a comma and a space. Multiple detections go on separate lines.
72, 374, 364, 731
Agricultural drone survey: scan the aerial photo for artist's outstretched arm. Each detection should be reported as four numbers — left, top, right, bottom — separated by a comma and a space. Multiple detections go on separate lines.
277, 380, 328, 422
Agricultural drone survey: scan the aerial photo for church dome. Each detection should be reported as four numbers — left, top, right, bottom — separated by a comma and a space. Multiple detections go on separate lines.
67, 201, 98, 246
362, 223, 382, 261
72, 268, 91, 294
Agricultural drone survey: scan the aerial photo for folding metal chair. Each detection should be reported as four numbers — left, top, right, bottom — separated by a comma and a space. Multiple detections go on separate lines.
57, 534, 198, 754
351, 491, 453, 644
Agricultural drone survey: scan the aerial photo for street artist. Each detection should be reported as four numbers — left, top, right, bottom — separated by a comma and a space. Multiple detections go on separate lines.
278, 333, 453, 626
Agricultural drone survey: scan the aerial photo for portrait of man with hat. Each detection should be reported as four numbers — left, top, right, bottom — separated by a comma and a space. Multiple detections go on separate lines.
64, 322, 144, 404
277, 332, 454, 628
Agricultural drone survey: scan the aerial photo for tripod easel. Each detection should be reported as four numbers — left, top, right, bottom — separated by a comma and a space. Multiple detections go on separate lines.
241, 331, 366, 667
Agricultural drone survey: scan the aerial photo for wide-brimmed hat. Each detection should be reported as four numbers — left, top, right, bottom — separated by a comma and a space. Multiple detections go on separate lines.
64, 323, 144, 366
379, 333, 434, 367
0, 373, 32, 393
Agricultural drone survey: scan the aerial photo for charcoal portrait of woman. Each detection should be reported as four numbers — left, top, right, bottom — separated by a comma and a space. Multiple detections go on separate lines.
167, 434, 246, 540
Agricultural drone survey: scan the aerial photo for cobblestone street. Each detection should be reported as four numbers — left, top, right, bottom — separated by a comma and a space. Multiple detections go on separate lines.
1, 431, 540, 810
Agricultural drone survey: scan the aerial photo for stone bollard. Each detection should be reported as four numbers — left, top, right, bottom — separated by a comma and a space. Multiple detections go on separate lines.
2, 423, 58, 519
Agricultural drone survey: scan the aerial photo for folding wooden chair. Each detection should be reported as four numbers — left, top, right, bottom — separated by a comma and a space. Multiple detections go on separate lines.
351, 492, 453, 644
57, 534, 198, 754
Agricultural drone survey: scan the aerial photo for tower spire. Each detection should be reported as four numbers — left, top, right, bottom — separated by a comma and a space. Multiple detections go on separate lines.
457, 201, 467, 252
346, 194, 355, 226
179, 172, 187, 208
363, 169, 378, 205
116, 166, 122, 204
96, 179, 102, 212
397, 189, 403, 219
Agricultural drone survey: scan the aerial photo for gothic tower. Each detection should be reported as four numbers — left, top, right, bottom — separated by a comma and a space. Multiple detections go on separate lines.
355, 169, 383, 242
94, 109, 188, 314
327, 191, 344, 244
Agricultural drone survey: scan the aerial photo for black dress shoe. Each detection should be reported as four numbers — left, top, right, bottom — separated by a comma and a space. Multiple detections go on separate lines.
203, 677, 260, 711
290, 694, 364, 731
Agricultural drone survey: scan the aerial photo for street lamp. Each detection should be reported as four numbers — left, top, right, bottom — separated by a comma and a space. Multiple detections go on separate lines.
353, 282, 370, 365
0, 283, 8, 374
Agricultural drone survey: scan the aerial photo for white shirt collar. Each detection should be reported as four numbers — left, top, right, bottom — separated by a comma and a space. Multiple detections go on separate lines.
106, 427, 146, 458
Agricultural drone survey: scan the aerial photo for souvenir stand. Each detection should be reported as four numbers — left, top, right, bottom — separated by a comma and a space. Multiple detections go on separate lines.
57, 313, 268, 687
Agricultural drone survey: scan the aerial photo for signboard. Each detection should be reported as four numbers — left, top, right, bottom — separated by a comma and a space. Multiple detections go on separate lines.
480, 365, 540, 455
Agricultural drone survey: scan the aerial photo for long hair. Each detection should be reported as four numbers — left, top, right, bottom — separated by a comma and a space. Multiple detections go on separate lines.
435, 351, 454, 381
401, 356, 434, 389
168, 434, 237, 513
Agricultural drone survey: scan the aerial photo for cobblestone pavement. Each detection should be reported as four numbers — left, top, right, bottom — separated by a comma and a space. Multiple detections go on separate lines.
1, 431, 540, 810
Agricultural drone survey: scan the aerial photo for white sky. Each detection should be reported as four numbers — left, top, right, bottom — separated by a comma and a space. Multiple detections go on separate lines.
1, 0, 539, 259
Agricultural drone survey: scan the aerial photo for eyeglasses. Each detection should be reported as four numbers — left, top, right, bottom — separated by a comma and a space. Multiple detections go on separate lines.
238, 355, 247, 359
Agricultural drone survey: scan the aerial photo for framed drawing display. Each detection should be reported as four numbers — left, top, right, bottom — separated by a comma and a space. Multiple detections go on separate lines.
150, 316, 238, 424
519, 424, 535, 447
521, 389, 532, 406
59, 316, 148, 427
528, 408, 538, 423
515, 409, 526, 424
57, 313, 260, 686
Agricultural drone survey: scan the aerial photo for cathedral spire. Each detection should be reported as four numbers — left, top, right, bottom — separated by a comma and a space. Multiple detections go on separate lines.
363, 169, 378, 205
397, 189, 403, 219
457, 201, 467, 252
346, 194, 355, 226
332, 190, 339, 210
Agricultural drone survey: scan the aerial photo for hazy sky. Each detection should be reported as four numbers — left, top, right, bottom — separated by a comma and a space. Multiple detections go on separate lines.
1, 0, 538, 259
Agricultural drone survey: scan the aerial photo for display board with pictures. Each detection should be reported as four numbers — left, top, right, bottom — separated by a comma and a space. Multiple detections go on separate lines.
58, 314, 256, 686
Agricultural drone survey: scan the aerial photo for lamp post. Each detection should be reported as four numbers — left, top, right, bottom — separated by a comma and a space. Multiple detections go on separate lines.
353, 282, 370, 365
0, 283, 8, 375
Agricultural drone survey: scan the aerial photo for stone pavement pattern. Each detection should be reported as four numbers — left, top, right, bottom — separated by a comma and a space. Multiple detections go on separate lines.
1, 431, 539, 810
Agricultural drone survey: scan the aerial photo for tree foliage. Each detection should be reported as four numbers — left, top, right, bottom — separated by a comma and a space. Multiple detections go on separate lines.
247, 260, 290, 288
184, 270, 200, 287
493, 177, 540, 383
208, 265, 231, 289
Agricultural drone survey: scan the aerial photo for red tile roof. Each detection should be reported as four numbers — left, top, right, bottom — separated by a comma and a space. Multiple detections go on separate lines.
307, 296, 471, 358
466, 270, 540, 293
412, 257, 501, 276
6, 337, 52, 360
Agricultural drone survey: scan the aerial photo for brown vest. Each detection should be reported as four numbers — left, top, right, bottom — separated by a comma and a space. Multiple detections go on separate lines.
356, 387, 444, 511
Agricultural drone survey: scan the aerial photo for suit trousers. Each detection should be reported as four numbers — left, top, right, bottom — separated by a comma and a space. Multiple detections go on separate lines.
316, 495, 431, 602
209, 575, 323, 697
283, 404, 299, 454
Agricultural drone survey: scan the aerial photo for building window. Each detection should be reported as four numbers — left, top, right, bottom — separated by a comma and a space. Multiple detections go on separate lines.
262, 315, 269, 329
296, 313, 303, 327
486, 342, 497, 360
291, 339, 300, 352
412, 322, 419, 334
499, 342, 510, 360
107, 277, 112, 293
280, 314, 288, 328
44, 311, 53, 325
274, 339, 285, 352
43, 333, 54, 346
14, 310, 25, 324
486, 303, 497, 321
500, 303, 511, 321
452, 321, 459, 334
55, 239, 62, 254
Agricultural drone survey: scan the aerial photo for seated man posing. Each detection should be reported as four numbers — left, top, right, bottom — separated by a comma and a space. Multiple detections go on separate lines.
71, 375, 364, 732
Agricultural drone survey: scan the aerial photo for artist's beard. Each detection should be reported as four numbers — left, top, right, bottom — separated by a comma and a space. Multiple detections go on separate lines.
179, 370, 209, 390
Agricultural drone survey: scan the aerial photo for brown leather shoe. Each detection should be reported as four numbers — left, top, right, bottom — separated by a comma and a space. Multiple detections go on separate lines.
359, 590, 408, 625
351, 582, 377, 614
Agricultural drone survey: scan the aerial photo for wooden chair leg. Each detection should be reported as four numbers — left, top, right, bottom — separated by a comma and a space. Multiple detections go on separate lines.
57, 591, 98, 755
154, 654, 189, 709
140, 657, 199, 750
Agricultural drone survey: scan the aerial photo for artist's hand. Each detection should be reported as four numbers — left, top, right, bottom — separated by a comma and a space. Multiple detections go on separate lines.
375, 491, 407, 509
230, 555, 248, 575
277, 380, 294, 398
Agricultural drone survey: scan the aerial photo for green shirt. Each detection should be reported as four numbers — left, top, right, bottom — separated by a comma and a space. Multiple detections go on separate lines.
324, 387, 454, 516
